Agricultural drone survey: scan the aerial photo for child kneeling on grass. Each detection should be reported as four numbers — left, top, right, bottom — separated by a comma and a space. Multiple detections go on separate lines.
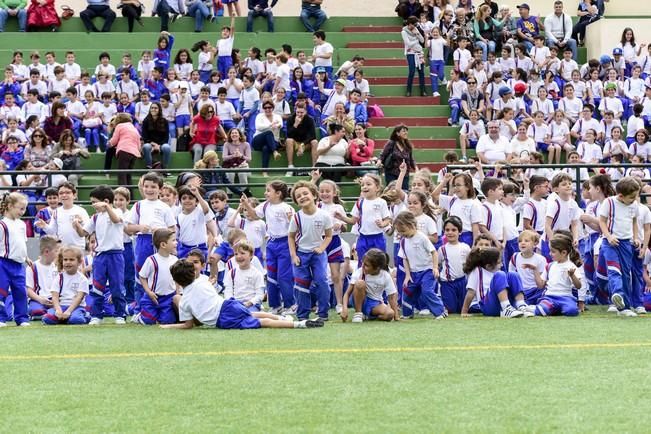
162, 260, 325, 330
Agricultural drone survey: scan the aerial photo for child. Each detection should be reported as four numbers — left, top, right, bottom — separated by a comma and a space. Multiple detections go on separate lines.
0, 192, 29, 326
223, 241, 264, 311
138, 50, 155, 83
559, 84, 583, 124
508, 230, 547, 304
36, 182, 90, 249
527, 111, 551, 158
227, 199, 265, 263
461, 246, 530, 318
163, 259, 324, 329
447, 69, 467, 126
570, 104, 601, 142
240, 180, 295, 314
522, 175, 549, 236
599, 83, 624, 120
42, 246, 90, 325
479, 177, 505, 249
127, 173, 176, 306
394, 211, 446, 319
598, 177, 641, 316
26, 235, 60, 320
210, 189, 237, 241
176, 185, 213, 259
173, 49, 193, 81
83, 91, 103, 151
153, 32, 174, 74
75, 185, 126, 325
526, 233, 585, 316
531, 87, 554, 122
340, 248, 398, 323
172, 83, 193, 137
192, 40, 216, 84
433, 172, 481, 246
217, 16, 236, 81
459, 109, 485, 162
438, 216, 471, 314
626, 104, 645, 145
576, 129, 603, 164
627, 129, 651, 162
288, 181, 333, 321
350, 174, 392, 266
113, 187, 137, 307
33, 187, 59, 237
545, 173, 580, 250
428, 26, 447, 97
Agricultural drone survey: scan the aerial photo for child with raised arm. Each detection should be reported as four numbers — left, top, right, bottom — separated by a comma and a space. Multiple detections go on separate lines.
163, 260, 324, 329
216, 16, 236, 81
75, 185, 127, 325
433, 172, 482, 246
223, 241, 265, 311
0, 193, 29, 326
42, 246, 90, 325
35, 182, 90, 250
395, 211, 447, 320
134, 229, 179, 325
175, 185, 213, 259
341, 248, 399, 323
288, 181, 333, 321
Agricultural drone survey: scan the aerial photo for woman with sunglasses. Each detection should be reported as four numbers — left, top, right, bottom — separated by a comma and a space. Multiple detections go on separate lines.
460, 77, 487, 121
189, 103, 227, 163
23, 128, 52, 169
251, 101, 282, 177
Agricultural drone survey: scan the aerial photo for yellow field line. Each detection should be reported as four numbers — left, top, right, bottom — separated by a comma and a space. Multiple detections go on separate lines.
2, 342, 651, 361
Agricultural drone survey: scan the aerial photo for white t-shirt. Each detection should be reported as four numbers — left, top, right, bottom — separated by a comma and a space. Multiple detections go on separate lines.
476, 134, 510, 163
316, 137, 349, 166
481, 201, 505, 241
398, 231, 435, 272
84, 210, 124, 253
138, 253, 178, 296
428, 37, 446, 61
598, 196, 638, 240
99, 103, 117, 125
176, 206, 213, 246
527, 123, 549, 144
63, 63, 81, 80
223, 266, 265, 305
509, 136, 536, 157
255, 201, 294, 239
52, 271, 89, 307
288, 209, 333, 252
217, 35, 234, 57
26, 260, 58, 298
522, 198, 547, 233
415, 213, 437, 237
637, 203, 651, 243
508, 252, 547, 290
438, 194, 482, 233
466, 267, 494, 304
128, 199, 175, 234
313, 42, 334, 67
198, 51, 212, 72
171, 93, 192, 116
318, 202, 346, 236
43, 205, 90, 249
240, 86, 260, 111
179, 279, 225, 326
351, 197, 391, 235
543, 260, 584, 299
438, 242, 470, 281
546, 196, 580, 232
231, 214, 266, 249
275, 63, 291, 91
0, 216, 27, 263
349, 268, 396, 301
559, 97, 583, 120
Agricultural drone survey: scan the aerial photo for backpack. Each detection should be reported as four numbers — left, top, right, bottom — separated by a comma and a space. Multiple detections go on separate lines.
177, 131, 191, 152
367, 104, 384, 118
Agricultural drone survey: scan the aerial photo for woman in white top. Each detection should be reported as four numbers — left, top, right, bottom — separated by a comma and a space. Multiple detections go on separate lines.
509, 123, 536, 159
251, 101, 282, 177
315, 123, 349, 183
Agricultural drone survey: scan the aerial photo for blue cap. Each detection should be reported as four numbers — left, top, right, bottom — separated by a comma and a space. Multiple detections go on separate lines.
600, 54, 612, 64
498, 86, 512, 97
612, 47, 623, 55
315, 66, 326, 73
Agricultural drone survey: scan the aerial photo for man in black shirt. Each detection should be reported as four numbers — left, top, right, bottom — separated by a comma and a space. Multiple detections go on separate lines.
286, 103, 318, 176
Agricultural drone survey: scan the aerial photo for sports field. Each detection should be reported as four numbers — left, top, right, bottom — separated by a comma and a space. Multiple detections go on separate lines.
3, 307, 651, 433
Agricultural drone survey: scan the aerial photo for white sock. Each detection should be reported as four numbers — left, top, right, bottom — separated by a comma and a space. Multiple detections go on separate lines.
500, 300, 510, 310
294, 320, 306, 329
515, 300, 527, 308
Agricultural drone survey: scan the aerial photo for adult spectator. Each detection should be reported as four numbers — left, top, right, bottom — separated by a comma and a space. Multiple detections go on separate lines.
0, 0, 27, 32
153, 0, 184, 32
119, 0, 143, 33
190, 104, 226, 163
311, 30, 334, 77
497, 4, 517, 47
246, 0, 276, 33
572, 1, 600, 47
545, 0, 577, 60
401, 16, 425, 97
285, 102, 318, 175
51, 129, 89, 185
395, 0, 422, 21
476, 120, 511, 164
315, 123, 349, 183
472, 4, 505, 61
108, 113, 140, 190
323, 102, 353, 139
516, 3, 542, 52
23, 127, 51, 168
461, 77, 486, 120
477, 0, 497, 18
251, 100, 282, 177
300, 0, 326, 33
456, 0, 475, 21
379, 124, 416, 190
451, 7, 474, 43
222, 128, 251, 187
43, 101, 73, 144
79, 0, 116, 33
185, 0, 209, 33
26, 0, 60, 31
193, 152, 246, 197
348, 123, 375, 169
141, 102, 171, 170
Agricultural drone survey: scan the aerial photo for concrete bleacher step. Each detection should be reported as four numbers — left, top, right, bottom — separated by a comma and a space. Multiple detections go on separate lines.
339, 48, 404, 59
410, 139, 457, 149
369, 126, 459, 140
370, 117, 448, 127
379, 106, 450, 117
343, 26, 403, 33
347, 41, 403, 49
369, 96, 440, 105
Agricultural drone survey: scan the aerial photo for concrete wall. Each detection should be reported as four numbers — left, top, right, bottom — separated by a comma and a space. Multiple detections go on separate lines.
584, 18, 651, 61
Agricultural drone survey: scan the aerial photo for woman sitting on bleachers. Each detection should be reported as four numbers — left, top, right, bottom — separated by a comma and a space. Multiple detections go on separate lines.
44, 101, 73, 144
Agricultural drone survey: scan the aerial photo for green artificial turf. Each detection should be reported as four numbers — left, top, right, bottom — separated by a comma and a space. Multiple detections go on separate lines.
2, 306, 651, 433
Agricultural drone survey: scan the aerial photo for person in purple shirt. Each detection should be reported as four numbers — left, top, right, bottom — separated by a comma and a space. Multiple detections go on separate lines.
516, 3, 543, 52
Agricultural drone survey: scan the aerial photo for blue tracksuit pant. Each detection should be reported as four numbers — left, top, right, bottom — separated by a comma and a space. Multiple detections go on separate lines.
600, 238, 634, 309
123, 241, 136, 304
293, 250, 330, 320
138, 293, 176, 324
534, 294, 579, 316
480, 271, 524, 317
90, 250, 126, 319
402, 270, 446, 318
42, 306, 89, 325
356, 233, 385, 268
439, 276, 467, 314
133, 234, 154, 308
0, 258, 28, 325
266, 236, 294, 309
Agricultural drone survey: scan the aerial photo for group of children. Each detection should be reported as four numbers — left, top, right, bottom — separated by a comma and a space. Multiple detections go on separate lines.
1, 158, 649, 329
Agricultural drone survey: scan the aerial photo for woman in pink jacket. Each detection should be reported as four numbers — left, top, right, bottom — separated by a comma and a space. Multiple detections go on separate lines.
109, 113, 141, 189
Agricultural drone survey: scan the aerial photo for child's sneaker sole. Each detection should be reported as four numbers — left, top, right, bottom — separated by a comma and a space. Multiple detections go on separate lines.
611, 294, 625, 310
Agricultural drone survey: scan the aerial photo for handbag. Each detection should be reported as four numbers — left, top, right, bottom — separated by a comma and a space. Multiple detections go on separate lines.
177, 131, 191, 152
222, 156, 246, 168
61, 5, 74, 19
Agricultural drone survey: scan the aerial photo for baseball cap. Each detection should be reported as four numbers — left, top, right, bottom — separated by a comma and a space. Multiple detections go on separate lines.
498, 86, 512, 97
517, 3, 530, 9
604, 83, 617, 91
52, 158, 64, 170
315, 66, 326, 73
514, 83, 527, 94
600, 54, 612, 64
612, 47, 623, 56
335, 78, 346, 87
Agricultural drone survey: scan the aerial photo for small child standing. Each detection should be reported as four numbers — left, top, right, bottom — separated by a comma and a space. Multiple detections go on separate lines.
36, 182, 90, 250
223, 241, 265, 311
135, 229, 179, 325
288, 181, 333, 321
176, 185, 213, 259
0, 193, 29, 326
42, 246, 90, 325
438, 217, 471, 314
216, 16, 236, 81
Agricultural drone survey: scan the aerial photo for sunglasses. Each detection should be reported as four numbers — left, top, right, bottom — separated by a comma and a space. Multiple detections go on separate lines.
33, 134, 44, 138
207, 110, 214, 113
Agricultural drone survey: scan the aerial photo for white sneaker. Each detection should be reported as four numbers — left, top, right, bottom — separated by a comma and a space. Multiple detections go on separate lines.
130, 313, 141, 324
280, 314, 295, 321
285, 165, 295, 177
417, 309, 431, 316
335, 304, 343, 314
19, 322, 31, 327
352, 312, 364, 323
611, 293, 625, 310
500, 306, 524, 318
89, 317, 103, 326
434, 311, 448, 320
617, 309, 638, 317
607, 304, 618, 313
114, 317, 126, 325
282, 305, 297, 315
0, 322, 6, 327
432, 91, 440, 97
269, 307, 283, 315
635, 306, 647, 314
441, 78, 448, 85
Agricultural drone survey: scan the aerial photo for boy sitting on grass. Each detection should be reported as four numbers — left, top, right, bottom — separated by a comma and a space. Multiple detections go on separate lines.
162, 260, 325, 330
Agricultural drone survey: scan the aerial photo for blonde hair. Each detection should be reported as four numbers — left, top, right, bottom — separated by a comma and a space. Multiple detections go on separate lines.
235, 240, 255, 256
291, 180, 319, 204
113, 187, 131, 202
0, 192, 27, 216
518, 229, 540, 244
56, 245, 83, 272
195, 150, 219, 169
161, 183, 177, 195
